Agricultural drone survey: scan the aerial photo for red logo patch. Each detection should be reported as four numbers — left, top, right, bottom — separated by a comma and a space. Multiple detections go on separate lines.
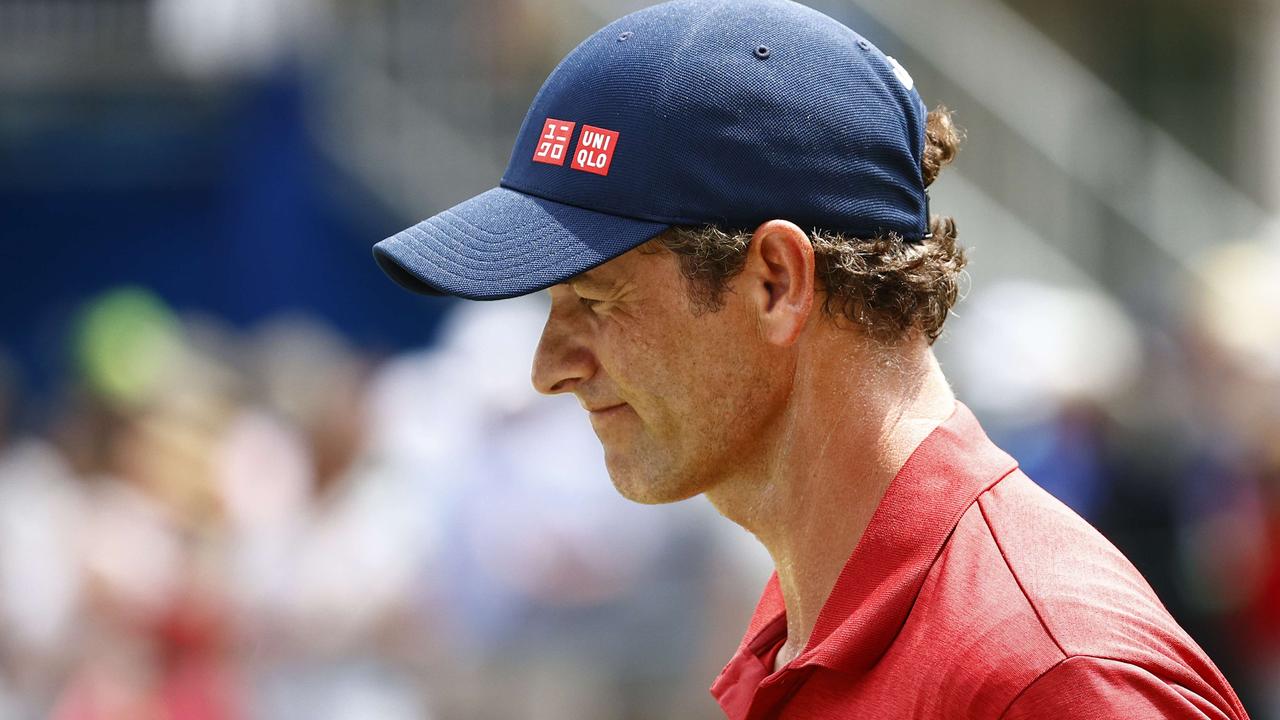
570, 125, 620, 176
532, 118, 576, 166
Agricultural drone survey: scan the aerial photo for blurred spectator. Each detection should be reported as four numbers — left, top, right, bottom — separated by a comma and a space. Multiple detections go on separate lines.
948, 280, 1141, 519
1183, 238, 1280, 717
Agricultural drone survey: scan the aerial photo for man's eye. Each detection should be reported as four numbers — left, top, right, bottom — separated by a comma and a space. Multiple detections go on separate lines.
578, 296, 603, 310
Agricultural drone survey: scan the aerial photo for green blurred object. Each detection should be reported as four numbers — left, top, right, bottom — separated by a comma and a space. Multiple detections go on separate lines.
75, 287, 182, 406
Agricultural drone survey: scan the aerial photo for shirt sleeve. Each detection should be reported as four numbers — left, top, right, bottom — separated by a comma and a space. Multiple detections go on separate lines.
1000, 656, 1241, 720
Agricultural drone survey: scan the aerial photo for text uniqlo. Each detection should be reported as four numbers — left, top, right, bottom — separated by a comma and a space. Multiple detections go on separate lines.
532, 119, 575, 166
570, 125, 620, 176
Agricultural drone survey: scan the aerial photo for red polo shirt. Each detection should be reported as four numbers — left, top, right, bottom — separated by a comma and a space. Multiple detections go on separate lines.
710, 402, 1250, 719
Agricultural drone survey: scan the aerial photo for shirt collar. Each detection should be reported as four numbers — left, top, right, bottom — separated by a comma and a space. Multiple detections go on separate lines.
723, 400, 1018, 678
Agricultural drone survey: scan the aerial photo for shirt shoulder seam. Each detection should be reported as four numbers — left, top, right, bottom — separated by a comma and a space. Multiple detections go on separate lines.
994, 654, 1174, 720
976, 491, 1070, 660
995, 654, 1070, 720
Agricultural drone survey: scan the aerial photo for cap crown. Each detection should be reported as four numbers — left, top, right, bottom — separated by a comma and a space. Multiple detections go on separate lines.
501, 0, 929, 238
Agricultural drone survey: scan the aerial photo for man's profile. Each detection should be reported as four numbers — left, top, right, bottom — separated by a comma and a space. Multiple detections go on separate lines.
371, 0, 1250, 717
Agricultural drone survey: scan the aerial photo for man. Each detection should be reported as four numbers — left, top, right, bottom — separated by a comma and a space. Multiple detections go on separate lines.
372, 0, 1251, 717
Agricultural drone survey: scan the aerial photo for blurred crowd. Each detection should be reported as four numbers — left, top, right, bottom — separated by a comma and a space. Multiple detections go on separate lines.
0, 290, 772, 720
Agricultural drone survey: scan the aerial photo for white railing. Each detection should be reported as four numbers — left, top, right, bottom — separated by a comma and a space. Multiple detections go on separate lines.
851, 0, 1271, 275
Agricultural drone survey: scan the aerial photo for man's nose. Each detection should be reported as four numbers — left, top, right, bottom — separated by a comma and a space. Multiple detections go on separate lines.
531, 301, 596, 395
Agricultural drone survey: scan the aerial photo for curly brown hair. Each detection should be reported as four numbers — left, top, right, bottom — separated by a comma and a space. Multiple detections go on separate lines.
652, 106, 967, 346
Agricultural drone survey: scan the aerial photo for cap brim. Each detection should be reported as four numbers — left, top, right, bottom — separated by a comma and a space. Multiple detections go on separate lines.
373, 187, 670, 300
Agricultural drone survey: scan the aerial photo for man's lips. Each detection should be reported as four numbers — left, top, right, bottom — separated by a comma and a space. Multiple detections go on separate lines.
586, 402, 628, 415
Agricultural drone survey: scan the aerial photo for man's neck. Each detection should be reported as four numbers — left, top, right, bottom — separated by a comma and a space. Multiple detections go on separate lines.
705, 341, 956, 673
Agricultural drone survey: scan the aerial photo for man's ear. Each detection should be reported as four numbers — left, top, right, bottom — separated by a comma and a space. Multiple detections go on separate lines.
740, 219, 815, 347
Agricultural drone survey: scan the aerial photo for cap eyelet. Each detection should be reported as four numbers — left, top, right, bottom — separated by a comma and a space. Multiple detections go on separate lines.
754, 45, 771, 59
617, 31, 633, 42
856, 38, 871, 51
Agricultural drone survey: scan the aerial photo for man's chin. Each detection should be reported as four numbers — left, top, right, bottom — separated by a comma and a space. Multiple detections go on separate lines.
604, 457, 706, 506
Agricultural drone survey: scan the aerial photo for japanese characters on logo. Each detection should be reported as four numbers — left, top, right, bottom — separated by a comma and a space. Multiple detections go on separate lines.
532, 118, 576, 166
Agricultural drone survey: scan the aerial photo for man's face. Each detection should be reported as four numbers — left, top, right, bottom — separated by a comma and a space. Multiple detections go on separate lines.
531, 241, 785, 504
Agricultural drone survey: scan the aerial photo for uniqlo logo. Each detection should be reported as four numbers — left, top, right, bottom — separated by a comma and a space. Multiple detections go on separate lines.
532, 118, 575, 166
570, 125, 620, 176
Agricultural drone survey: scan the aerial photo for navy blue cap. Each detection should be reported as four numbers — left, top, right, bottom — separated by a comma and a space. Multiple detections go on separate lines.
374, 0, 929, 300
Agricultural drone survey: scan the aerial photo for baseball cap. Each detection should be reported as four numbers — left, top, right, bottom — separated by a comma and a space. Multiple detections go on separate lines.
373, 0, 929, 300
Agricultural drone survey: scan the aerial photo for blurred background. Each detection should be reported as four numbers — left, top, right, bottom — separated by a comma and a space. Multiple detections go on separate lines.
1, 0, 1278, 718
